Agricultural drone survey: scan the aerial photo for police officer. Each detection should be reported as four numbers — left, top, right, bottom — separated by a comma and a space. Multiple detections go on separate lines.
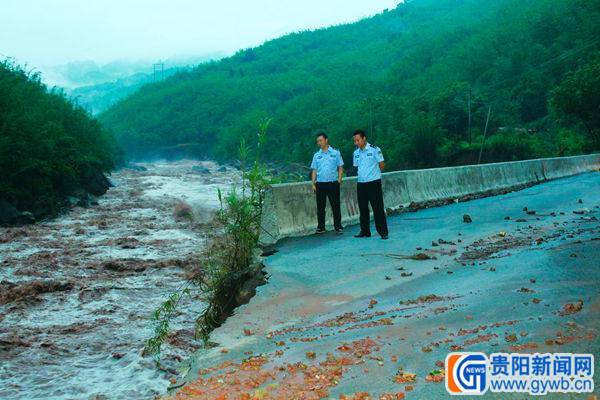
310, 132, 344, 234
352, 129, 388, 239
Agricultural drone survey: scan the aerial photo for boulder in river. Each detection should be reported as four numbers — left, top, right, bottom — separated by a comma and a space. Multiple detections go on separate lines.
83, 173, 113, 196
463, 214, 473, 223
0, 200, 20, 225
0, 200, 36, 226
16, 211, 35, 225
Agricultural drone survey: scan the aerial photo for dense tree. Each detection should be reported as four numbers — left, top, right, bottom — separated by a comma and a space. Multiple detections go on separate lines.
100, 0, 600, 170
551, 54, 600, 148
0, 60, 121, 221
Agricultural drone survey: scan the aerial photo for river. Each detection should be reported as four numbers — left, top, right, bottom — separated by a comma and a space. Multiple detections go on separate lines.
0, 160, 240, 400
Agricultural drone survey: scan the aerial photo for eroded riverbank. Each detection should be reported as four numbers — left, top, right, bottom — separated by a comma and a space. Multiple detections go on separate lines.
0, 160, 240, 400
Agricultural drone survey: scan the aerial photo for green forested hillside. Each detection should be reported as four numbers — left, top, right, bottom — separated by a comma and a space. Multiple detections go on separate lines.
0, 60, 120, 223
100, 0, 600, 170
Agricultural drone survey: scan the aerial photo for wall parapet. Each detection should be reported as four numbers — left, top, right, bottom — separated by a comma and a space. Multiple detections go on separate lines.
260, 154, 600, 244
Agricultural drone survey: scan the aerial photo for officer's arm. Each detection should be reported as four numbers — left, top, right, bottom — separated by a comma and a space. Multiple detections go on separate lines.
376, 149, 385, 171
311, 169, 317, 192
337, 151, 344, 183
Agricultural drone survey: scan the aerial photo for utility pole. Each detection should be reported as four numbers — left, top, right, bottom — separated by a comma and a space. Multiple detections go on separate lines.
478, 105, 492, 164
467, 87, 472, 144
153, 62, 164, 82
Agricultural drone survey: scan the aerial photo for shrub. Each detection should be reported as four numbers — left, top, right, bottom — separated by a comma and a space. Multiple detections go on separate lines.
145, 120, 272, 362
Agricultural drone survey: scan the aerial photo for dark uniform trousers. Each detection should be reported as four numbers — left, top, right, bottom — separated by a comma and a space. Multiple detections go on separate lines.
357, 179, 388, 236
316, 181, 342, 230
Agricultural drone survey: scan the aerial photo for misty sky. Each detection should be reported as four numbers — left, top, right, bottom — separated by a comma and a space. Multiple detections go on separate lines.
1, 0, 400, 67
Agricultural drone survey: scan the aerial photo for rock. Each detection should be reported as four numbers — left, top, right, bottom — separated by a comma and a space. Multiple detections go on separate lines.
463, 214, 472, 223
217, 166, 227, 173
192, 165, 211, 174
16, 211, 36, 225
439, 239, 456, 245
69, 190, 93, 208
515, 218, 527, 222
517, 287, 535, 293
0, 200, 20, 225
526, 210, 536, 215
504, 216, 510, 220
67, 196, 80, 207
410, 253, 433, 260
84, 173, 112, 196
578, 199, 583, 204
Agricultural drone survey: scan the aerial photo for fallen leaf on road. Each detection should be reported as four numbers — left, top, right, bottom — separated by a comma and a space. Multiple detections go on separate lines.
394, 372, 416, 383
560, 300, 583, 316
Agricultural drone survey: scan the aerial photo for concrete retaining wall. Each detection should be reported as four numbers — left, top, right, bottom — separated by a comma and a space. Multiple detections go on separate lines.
260, 154, 600, 244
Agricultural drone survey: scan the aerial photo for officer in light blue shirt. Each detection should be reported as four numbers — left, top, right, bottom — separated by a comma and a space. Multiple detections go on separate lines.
352, 129, 388, 239
310, 132, 344, 234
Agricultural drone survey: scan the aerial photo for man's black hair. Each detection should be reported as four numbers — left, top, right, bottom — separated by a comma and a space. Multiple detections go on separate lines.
353, 129, 367, 139
315, 131, 328, 140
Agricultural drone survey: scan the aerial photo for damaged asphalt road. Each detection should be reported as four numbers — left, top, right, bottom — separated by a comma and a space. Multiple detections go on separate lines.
173, 172, 599, 400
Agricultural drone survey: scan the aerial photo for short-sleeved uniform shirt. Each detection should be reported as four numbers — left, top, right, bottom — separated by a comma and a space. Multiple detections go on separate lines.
310, 146, 344, 182
353, 143, 384, 183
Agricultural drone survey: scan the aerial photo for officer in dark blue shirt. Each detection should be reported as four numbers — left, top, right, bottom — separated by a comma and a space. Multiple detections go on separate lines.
310, 132, 344, 234
352, 129, 388, 239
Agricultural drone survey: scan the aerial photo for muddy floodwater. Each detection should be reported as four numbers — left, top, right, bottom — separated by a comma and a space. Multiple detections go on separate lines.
0, 160, 240, 400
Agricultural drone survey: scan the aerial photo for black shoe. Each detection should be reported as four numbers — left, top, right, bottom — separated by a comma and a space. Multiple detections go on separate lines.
335, 227, 344, 234
354, 232, 371, 238
315, 228, 326, 234
381, 234, 389, 240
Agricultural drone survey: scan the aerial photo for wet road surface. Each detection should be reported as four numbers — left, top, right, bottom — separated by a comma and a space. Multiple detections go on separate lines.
175, 172, 599, 399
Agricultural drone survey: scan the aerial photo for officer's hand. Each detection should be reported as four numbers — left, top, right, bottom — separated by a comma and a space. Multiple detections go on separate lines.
338, 179, 342, 185
312, 183, 317, 192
